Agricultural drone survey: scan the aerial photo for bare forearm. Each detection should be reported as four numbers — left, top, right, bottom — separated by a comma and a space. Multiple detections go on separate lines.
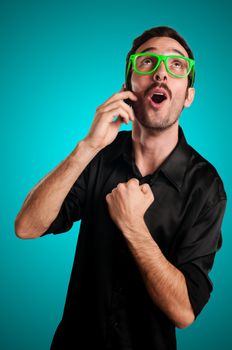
15, 140, 100, 238
124, 220, 195, 329
16, 89, 137, 239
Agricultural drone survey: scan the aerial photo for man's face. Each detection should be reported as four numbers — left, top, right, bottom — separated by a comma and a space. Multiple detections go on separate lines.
130, 36, 195, 131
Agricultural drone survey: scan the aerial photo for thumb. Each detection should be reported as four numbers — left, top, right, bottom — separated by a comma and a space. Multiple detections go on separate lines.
140, 183, 149, 194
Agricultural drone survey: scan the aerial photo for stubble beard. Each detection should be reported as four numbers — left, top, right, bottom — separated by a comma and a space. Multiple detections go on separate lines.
132, 96, 185, 132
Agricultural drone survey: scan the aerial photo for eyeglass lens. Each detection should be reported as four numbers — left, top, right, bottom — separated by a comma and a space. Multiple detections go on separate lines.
135, 55, 190, 76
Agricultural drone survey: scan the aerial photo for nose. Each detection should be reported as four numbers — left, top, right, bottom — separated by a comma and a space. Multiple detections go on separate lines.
152, 60, 168, 83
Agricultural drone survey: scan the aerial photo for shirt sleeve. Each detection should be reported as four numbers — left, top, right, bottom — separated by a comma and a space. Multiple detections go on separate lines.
173, 199, 227, 318
42, 164, 90, 236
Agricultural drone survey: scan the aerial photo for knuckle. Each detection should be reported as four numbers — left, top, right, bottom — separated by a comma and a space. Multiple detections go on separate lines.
128, 178, 139, 186
120, 100, 128, 110
118, 100, 124, 107
117, 183, 124, 190
119, 107, 125, 114
96, 103, 104, 111
95, 107, 103, 115
106, 192, 111, 200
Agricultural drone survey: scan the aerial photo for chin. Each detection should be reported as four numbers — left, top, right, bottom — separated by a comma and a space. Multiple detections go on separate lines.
136, 115, 179, 132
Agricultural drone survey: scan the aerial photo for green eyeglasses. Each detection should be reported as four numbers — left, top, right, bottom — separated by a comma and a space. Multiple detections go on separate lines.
126, 53, 195, 86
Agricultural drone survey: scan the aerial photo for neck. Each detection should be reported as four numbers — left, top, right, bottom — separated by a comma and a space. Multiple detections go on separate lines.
131, 121, 179, 177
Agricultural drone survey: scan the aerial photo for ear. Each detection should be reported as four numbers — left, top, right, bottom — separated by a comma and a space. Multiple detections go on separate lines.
184, 87, 195, 108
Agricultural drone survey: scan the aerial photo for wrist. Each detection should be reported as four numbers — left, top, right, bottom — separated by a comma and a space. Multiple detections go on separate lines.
68, 139, 101, 170
81, 137, 104, 153
72, 139, 101, 159
122, 218, 149, 240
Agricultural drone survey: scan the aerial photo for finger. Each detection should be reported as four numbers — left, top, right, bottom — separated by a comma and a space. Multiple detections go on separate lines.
105, 193, 111, 202
97, 107, 130, 125
127, 178, 140, 186
109, 107, 130, 124
140, 183, 149, 194
101, 100, 135, 121
112, 116, 124, 128
112, 90, 138, 102
141, 184, 154, 200
116, 182, 125, 190
100, 91, 138, 109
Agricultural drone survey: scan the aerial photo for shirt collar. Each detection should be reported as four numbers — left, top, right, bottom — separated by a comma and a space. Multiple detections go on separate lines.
103, 126, 192, 192
159, 127, 192, 191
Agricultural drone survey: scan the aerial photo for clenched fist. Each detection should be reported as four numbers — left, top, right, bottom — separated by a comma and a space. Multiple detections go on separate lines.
105, 178, 154, 237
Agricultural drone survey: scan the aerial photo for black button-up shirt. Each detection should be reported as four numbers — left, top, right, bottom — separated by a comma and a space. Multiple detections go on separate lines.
45, 127, 227, 350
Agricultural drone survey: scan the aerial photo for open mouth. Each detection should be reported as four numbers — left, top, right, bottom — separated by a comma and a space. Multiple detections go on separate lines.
151, 93, 167, 104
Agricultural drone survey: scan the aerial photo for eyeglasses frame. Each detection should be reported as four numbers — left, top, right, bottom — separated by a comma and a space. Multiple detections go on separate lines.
126, 52, 195, 87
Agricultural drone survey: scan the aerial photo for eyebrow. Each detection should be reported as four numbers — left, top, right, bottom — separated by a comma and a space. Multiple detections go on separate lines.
139, 47, 186, 57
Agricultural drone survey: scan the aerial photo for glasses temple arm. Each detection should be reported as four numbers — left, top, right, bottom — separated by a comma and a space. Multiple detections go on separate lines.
125, 60, 132, 82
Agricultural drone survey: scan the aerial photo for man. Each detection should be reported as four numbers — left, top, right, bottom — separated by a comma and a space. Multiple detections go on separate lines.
15, 26, 227, 349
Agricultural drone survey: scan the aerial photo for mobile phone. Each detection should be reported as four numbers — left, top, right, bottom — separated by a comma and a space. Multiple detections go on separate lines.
124, 98, 134, 108
123, 85, 135, 108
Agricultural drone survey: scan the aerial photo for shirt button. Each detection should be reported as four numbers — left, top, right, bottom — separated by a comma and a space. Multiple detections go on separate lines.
113, 320, 119, 328
110, 316, 119, 328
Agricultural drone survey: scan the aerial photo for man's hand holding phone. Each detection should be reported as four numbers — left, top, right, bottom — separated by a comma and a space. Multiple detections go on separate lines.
84, 87, 137, 151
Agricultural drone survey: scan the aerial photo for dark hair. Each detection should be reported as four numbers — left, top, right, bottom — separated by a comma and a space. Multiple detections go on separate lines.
125, 26, 195, 89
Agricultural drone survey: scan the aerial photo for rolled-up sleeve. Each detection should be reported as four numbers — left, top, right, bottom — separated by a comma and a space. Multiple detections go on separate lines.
42, 165, 89, 235
174, 199, 227, 317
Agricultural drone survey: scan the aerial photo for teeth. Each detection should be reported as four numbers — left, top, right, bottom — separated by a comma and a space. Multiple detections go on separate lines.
152, 92, 166, 98
152, 93, 166, 97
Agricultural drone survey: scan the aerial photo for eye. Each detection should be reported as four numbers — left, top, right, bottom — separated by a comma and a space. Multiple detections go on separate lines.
172, 60, 183, 68
141, 58, 153, 66
135, 55, 158, 72
168, 58, 188, 71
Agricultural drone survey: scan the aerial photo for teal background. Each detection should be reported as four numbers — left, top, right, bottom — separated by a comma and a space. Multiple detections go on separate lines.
1, 0, 231, 349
